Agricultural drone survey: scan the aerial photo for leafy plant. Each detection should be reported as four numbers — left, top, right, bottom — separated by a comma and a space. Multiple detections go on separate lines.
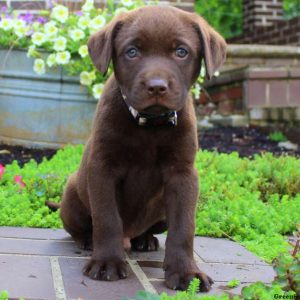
268, 131, 287, 143
283, 0, 300, 19
272, 229, 300, 294
0, 291, 8, 300
227, 279, 240, 289
195, 0, 243, 38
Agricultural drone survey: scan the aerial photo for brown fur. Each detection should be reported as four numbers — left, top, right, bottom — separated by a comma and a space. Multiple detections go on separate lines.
56, 6, 226, 291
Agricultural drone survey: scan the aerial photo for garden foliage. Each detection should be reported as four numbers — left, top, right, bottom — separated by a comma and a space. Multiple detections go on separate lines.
0, 145, 299, 263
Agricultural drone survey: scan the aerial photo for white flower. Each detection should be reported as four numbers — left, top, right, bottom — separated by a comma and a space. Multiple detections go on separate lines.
92, 83, 104, 99
51, 5, 69, 23
78, 45, 88, 58
114, 7, 128, 15
82, 0, 94, 12
80, 71, 96, 86
13, 19, 26, 30
32, 21, 41, 31
214, 70, 220, 77
78, 16, 90, 30
200, 66, 206, 78
192, 83, 201, 100
53, 36, 67, 51
0, 18, 13, 31
70, 29, 85, 41
31, 32, 47, 46
89, 15, 106, 33
15, 26, 29, 38
121, 0, 133, 7
56, 51, 71, 65
33, 59, 46, 75
27, 45, 36, 58
46, 53, 57, 67
44, 21, 58, 38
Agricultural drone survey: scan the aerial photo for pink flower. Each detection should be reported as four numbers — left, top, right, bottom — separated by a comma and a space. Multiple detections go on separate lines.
0, 164, 4, 180
14, 175, 26, 188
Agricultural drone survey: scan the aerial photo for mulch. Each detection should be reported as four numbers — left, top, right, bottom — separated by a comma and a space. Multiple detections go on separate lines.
0, 126, 299, 167
0, 144, 56, 167
199, 126, 300, 158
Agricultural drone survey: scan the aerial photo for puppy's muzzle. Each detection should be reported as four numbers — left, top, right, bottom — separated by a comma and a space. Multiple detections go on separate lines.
146, 78, 168, 97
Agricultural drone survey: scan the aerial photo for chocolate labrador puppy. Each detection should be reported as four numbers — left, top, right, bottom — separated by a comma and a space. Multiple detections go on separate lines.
52, 5, 226, 291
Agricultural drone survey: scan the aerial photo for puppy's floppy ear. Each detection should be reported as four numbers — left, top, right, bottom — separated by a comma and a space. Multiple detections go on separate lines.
192, 15, 227, 80
88, 15, 124, 75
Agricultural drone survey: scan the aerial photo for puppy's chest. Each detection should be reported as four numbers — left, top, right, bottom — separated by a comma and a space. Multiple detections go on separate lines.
119, 165, 165, 236
116, 139, 175, 201
121, 164, 163, 203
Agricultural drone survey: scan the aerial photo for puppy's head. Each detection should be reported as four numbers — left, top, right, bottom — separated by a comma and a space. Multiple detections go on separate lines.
88, 6, 226, 114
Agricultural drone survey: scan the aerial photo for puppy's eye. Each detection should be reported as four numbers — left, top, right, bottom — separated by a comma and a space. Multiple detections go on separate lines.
126, 47, 138, 58
175, 47, 188, 58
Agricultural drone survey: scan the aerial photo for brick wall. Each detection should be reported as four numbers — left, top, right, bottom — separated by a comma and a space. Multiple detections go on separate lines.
229, 0, 300, 46
243, 0, 283, 31
0, 0, 195, 12
230, 14, 300, 45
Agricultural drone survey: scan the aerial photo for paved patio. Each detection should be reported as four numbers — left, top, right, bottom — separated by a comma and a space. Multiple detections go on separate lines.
0, 227, 276, 299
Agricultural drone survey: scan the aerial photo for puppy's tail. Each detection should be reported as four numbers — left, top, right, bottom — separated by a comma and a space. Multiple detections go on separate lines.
45, 200, 61, 212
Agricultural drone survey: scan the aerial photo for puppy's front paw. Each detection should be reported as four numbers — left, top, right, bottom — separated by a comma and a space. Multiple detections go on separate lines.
83, 258, 128, 281
164, 260, 213, 291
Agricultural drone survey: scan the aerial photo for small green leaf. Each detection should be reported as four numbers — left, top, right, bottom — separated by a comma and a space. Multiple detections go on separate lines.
227, 279, 240, 288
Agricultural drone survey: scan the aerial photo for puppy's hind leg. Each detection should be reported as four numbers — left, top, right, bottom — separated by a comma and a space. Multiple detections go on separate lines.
131, 220, 167, 252
60, 174, 93, 250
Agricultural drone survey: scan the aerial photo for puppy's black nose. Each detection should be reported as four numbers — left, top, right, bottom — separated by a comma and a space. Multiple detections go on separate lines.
146, 78, 168, 96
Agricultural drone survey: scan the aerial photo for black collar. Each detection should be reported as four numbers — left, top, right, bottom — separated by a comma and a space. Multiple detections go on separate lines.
120, 91, 178, 127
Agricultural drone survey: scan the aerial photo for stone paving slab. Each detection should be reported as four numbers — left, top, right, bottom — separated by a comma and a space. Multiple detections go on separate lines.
0, 226, 70, 240
194, 237, 267, 265
0, 255, 56, 300
0, 227, 277, 299
59, 258, 143, 300
0, 238, 90, 257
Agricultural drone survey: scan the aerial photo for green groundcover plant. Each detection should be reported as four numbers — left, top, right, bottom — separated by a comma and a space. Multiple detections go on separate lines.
0, 145, 299, 263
